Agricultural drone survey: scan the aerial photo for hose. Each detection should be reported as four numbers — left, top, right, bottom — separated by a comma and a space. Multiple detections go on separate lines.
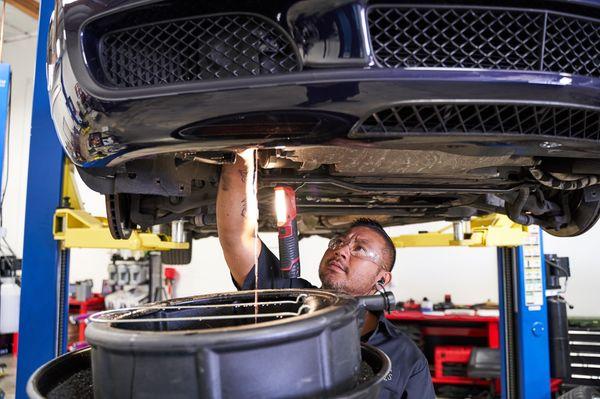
357, 292, 395, 313
530, 166, 599, 191
505, 187, 536, 225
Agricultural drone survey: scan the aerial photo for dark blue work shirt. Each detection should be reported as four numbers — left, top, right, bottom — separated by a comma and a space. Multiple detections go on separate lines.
233, 242, 436, 398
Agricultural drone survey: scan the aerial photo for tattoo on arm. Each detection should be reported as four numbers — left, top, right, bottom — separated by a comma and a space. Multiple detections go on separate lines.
241, 198, 247, 218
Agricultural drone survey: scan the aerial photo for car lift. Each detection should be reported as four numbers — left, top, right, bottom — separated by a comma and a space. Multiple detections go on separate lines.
15, 1, 551, 397
54, 160, 188, 252
392, 214, 530, 248
392, 215, 551, 398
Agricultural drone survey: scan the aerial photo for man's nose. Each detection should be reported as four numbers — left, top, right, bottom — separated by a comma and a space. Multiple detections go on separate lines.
334, 246, 349, 260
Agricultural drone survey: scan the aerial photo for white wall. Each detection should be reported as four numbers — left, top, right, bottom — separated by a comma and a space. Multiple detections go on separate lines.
1, 36, 36, 257
386, 224, 499, 305
66, 187, 597, 318
543, 223, 600, 318
2, 20, 598, 318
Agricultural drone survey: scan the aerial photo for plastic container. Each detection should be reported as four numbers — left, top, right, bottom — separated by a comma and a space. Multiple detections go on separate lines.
86, 289, 362, 399
0, 277, 20, 333
421, 297, 433, 313
28, 289, 394, 399
27, 344, 390, 399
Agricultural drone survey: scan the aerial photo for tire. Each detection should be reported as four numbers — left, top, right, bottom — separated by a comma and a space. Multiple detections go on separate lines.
542, 190, 600, 237
559, 386, 600, 399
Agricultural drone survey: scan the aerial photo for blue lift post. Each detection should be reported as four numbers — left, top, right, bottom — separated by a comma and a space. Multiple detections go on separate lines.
15, 0, 69, 397
498, 226, 551, 399
0, 64, 10, 182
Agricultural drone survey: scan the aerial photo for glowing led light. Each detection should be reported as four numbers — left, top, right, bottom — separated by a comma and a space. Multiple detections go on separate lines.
275, 187, 287, 226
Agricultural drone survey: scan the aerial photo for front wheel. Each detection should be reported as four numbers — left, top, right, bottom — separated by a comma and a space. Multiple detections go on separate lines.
105, 193, 133, 240
542, 189, 600, 237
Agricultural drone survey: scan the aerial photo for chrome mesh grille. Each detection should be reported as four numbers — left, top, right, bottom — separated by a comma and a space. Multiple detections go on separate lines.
544, 15, 600, 77
99, 14, 301, 88
353, 104, 600, 141
368, 6, 600, 78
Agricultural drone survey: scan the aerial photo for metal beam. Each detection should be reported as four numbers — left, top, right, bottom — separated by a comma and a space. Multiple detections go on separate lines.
6, 0, 39, 19
53, 208, 189, 250
392, 214, 529, 248
7, 0, 38, 19
15, 0, 64, 397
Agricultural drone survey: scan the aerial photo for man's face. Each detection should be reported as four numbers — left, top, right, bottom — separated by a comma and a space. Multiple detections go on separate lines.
318, 226, 391, 296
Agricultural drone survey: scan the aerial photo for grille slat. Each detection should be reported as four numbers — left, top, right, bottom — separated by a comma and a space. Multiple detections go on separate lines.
368, 6, 600, 78
99, 14, 300, 88
353, 104, 600, 141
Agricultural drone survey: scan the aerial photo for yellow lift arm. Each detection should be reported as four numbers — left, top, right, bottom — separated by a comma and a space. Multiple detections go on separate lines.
392, 214, 529, 248
53, 160, 188, 251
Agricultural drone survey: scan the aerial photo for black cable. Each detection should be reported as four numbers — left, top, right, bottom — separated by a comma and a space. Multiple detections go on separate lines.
545, 259, 570, 294
375, 282, 392, 314
545, 259, 570, 278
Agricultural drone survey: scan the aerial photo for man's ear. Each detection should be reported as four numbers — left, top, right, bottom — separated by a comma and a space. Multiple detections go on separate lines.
376, 271, 392, 287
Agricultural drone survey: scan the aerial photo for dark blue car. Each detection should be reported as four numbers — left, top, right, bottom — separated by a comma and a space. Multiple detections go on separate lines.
47, 0, 600, 254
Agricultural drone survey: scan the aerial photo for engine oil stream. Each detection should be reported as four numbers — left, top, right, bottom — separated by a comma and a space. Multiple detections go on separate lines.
252, 149, 259, 322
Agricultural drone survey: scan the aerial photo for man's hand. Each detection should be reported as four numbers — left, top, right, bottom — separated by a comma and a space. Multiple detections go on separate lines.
217, 149, 261, 287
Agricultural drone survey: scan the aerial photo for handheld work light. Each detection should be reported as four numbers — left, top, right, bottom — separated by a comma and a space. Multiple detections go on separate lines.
274, 185, 301, 278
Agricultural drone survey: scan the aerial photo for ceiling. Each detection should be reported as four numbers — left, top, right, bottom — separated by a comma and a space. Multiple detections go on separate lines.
4, 1, 37, 42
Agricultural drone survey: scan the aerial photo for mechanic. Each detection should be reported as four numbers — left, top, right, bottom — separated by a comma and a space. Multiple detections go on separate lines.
217, 150, 435, 399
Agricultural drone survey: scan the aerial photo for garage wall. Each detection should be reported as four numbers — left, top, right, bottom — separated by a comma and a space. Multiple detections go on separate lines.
3, 28, 598, 318
68, 193, 597, 318
2, 36, 36, 257
140, 227, 501, 307
69, 209, 501, 304
543, 225, 600, 318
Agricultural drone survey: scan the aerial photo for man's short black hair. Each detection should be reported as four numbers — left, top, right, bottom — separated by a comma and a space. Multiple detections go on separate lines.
349, 218, 396, 271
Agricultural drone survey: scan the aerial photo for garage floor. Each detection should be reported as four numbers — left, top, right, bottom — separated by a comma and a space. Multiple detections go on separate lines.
0, 355, 16, 398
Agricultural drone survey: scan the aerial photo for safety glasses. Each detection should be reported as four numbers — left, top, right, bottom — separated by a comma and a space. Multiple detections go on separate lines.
327, 235, 387, 270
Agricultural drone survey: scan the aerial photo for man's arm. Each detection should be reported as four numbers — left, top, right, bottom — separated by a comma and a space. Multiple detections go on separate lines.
216, 149, 262, 287
404, 359, 435, 399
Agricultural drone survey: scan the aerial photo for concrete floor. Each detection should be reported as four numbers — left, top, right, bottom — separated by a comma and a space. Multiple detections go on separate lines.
0, 355, 16, 398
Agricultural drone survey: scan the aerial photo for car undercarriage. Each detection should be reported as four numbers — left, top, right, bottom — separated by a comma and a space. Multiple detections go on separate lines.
48, 0, 600, 245
79, 137, 600, 241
